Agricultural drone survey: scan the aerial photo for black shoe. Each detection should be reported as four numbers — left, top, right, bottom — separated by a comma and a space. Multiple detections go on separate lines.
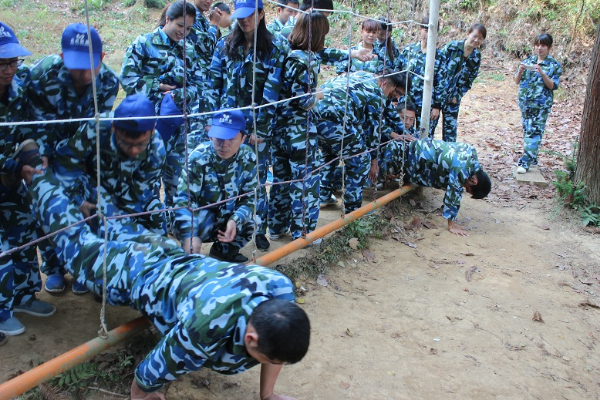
255, 234, 270, 251
209, 242, 249, 263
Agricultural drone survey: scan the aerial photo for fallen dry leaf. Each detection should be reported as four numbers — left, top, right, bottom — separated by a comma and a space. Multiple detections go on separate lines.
316, 274, 328, 287
536, 225, 550, 230
345, 327, 354, 337
532, 311, 544, 323
338, 381, 350, 389
429, 348, 438, 355
579, 299, 600, 309
348, 237, 359, 250
361, 249, 377, 263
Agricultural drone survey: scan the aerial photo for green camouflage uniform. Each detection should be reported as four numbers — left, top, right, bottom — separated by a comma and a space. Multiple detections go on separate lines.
267, 18, 285, 35
173, 142, 258, 254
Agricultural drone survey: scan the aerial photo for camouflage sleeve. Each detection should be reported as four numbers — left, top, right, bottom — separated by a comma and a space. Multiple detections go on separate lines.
173, 150, 206, 240
548, 59, 562, 90
98, 66, 120, 113
28, 59, 60, 157
230, 147, 258, 227
456, 54, 480, 102
255, 45, 286, 140
432, 50, 445, 108
285, 57, 319, 111
205, 41, 226, 126
442, 171, 464, 221
381, 101, 402, 142
363, 89, 383, 151
317, 48, 350, 67
120, 36, 159, 98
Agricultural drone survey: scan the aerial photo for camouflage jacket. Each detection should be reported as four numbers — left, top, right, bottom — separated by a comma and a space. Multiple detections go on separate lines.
134, 261, 295, 391
206, 36, 289, 139
518, 54, 562, 111
405, 139, 481, 221
52, 115, 166, 232
399, 42, 445, 108
173, 142, 257, 240
267, 18, 285, 35
28, 55, 119, 158
120, 27, 201, 111
1, 67, 36, 175
335, 43, 385, 75
316, 71, 392, 151
439, 40, 481, 103
189, 11, 218, 72
373, 38, 401, 72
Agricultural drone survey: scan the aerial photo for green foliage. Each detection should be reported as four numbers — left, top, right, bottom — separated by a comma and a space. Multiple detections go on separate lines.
580, 204, 600, 227
55, 363, 98, 389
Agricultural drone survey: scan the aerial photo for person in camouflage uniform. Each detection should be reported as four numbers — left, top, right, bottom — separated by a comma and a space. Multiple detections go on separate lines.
398, 16, 445, 135
404, 138, 491, 236
269, 11, 327, 242
335, 19, 384, 75
373, 17, 400, 74
513, 33, 562, 173
430, 23, 486, 142
203, 0, 289, 251
27, 157, 310, 400
174, 109, 257, 263
52, 94, 167, 236
316, 70, 409, 213
0, 22, 56, 338
190, 0, 221, 71
267, 0, 299, 35
27, 22, 119, 293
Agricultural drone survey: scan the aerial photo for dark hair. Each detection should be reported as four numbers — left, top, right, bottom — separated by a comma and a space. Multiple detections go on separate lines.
211, 1, 231, 13
289, 10, 329, 52
158, 0, 197, 27
470, 169, 491, 199
467, 23, 487, 39
278, 0, 300, 6
421, 16, 440, 31
113, 126, 150, 140
299, 0, 333, 12
249, 299, 311, 364
397, 100, 416, 113
224, 10, 274, 60
382, 69, 412, 95
534, 33, 553, 47
361, 19, 379, 33
377, 17, 395, 64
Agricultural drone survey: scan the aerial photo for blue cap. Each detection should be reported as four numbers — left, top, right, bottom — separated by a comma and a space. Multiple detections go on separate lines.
231, 0, 263, 19
208, 109, 246, 139
156, 94, 184, 143
0, 22, 32, 58
61, 23, 102, 69
113, 94, 157, 132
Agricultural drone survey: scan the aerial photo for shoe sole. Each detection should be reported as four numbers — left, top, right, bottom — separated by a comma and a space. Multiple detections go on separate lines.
72, 290, 90, 295
45, 285, 66, 294
13, 307, 57, 318
0, 326, 25, 336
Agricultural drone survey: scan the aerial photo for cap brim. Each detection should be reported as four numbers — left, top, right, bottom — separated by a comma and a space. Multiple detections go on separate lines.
231, 7, 256, 19
62, 50, 101, 69
0, 43, 32, 58
208, 126, 242, 140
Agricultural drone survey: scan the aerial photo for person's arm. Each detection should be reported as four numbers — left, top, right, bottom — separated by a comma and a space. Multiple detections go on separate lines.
514, 63, 526, 84
256, 44, 286, 140
120, 36, 159, 98
455, 49, 481, 102
259, 363, 286, 400
172, 152, 202, 241
447, 219, 469, 236
442, 170, 467, 236
286, 56, 320, 111
536, 60, 561, 90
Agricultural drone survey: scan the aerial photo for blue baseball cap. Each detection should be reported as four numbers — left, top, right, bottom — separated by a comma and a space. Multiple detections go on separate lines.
231, 0, 263, 19
156, 94, 184, 143
208, 109, 246, 139
61, 23, 102, 69
113, 94, 157, 132
0, 22, 32, 59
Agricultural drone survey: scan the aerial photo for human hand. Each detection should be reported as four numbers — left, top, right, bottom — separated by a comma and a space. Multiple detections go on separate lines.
449, 97, 457, 104
396, 134, 416, 142
448, 220, 469, 236
130, 379, 165, 400
518, 63, 526, 74
158, 83, 177, 92
533, 64, 543, 75
368, 163, 379, 183
182, 237, 202, 254
209, 7, 222, 25
248, 134, 264, 145
20, 165, 43, 185
352, 47, 375, 62
79, 201, 97, 219
430, 108, 440, 120
218, 220, 237, 243
42, 156, 49, 169
315, 88, 324, 100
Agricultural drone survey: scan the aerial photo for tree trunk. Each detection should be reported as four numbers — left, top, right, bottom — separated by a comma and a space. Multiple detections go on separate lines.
575, 23, 600, 205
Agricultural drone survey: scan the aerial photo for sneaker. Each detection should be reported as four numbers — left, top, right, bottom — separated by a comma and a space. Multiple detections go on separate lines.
44, 274, 65, 293
319, 194, 337, 208
0, 332, 7, 345
14, 299, 56, 317
516, 166, 527, 174
307, 238, 323, 247
0, 317, 25, 336
255, 233, 270, 250
209, 242, 249, 263
269, 229, 289, 241
72, 281, 89, 295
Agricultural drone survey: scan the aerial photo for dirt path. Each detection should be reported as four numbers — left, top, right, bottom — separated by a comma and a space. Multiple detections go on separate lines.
2, 70, 599, 400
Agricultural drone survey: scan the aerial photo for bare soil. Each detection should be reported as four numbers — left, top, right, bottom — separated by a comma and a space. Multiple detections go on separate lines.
2, 66, 600, 400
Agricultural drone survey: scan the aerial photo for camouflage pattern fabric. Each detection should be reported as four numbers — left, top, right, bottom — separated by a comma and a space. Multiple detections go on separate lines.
269, 50, 320, 239
52, 115, 167, 235
267, 18, 285, 35
173, 142, 257, 253
517, 55, 561, 169
404, 138, 481, 221
373, 38, 401, 73
28, 55, 119, 158
28, 169, 294, 391
189, 12, 218, 72
335, 44, 384, 75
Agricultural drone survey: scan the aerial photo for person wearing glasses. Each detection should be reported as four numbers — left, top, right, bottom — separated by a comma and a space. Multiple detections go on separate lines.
27, 23, 119, 295
52, 94, 168, 239
0, 21, 57, 339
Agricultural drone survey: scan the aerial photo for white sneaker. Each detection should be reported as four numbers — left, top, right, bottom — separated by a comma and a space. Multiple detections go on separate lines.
270, 230, 289, 241
307, 238, 323, 247
517, 166, 527, 174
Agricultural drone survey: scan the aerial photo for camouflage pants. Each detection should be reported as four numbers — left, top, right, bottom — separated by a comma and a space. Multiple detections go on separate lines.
317, 120, 369, 213
0, 183, 41, 322
429, 101, 460, 142
413, 104, 438, 139
244, 138, 269, 235
269, 123, 320, 239
518, 107, 550, 169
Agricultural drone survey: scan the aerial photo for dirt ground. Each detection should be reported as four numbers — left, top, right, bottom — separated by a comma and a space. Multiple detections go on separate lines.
2, 68, 600, 400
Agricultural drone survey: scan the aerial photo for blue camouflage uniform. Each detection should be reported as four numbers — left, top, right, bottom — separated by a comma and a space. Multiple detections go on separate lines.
173, 142, 258, 254
315, 71, 392, 213
28, 169, 295, 393
377, 122, 418, 182
269, 49, 321, 239
405, 139, 481, 221
0, 67, 42, 324
398, 42, 445, 135
335, 43, 385, 75
516, 55, 562, 169
203, 36, 288, 236
52, 116, 167, 235
374, 38, 401, 73
267, 18, 286, 35
189, 11, 218, 72
430, 40, 481, 142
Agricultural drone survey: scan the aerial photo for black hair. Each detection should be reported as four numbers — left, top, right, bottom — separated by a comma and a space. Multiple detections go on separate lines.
396, 100, 417, 113
534, 33, 553, 47
113, 126, 151, 140
299, 0, 333, 12
248, 299, 311, 364
158, 0, 197, 27
224, 10, 274, 60
470, 169, 491, 199
211, 1, 231, 13
377, 17, 395, 64
468, 23, 487, 40
382, 69, 412, 95
278, 0, 300, 6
